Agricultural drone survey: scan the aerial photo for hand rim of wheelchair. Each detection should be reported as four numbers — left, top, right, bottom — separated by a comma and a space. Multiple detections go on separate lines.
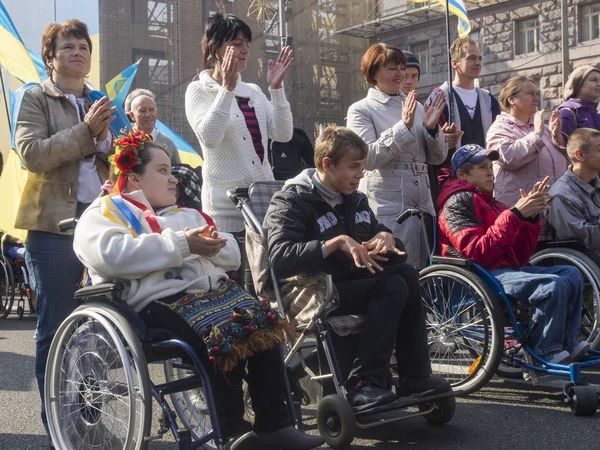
45, 303, 152, 450
419, 264, 504, 396
530, 247, 600, 350
0, 258, 15, 319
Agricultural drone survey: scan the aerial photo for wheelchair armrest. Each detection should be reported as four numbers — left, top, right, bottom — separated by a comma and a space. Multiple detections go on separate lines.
74, 283, 123, 299
544, 240, 584, 249
431, 256, 473, 267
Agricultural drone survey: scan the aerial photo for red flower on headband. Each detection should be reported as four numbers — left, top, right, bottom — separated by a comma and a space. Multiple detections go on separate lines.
113, 148, 138, 173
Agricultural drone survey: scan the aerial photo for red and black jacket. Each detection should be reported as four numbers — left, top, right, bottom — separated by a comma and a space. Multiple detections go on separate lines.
437, 178, 541, 270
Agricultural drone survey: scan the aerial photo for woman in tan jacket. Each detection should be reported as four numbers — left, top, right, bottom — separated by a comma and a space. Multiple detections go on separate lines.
13, 19, 115, 436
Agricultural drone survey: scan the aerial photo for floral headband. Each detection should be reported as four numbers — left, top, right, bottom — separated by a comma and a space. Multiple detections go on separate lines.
109, 129, 151, 192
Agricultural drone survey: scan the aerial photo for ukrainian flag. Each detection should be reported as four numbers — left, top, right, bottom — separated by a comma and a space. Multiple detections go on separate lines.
106, 59, 141, 109
410, 0, 471, 38
0, 1, 42, 83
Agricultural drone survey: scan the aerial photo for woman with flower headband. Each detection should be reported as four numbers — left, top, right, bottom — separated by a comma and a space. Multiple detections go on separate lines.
13, 19, 116, 436
185, 13, 294, 288
73, 131, 324, 450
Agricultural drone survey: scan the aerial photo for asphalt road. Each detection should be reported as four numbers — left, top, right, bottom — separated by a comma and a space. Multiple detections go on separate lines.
1, 314, 599, 450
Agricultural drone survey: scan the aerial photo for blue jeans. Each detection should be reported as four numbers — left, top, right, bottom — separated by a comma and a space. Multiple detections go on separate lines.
490, 265, 583, 356
25, 231, 84, 432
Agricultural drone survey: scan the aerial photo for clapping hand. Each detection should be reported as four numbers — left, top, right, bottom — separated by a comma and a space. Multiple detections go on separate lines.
85, 96, 116, 138
267, 46, 294, 89
402, 91, 418, 129
423, 93, 446, 130
514, 176, 551, 218
442, 123, 464, 149
533, 109, 546, 137
549, 109, 566, 146
185, 225, 228, 257
362, 232, 406, 262
221, 46, 240, 92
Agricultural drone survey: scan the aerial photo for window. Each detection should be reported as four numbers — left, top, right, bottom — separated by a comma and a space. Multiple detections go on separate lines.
412, 42, 429, 74
470, 29, 482, 51
516, 17, 540, 55
580, 2, 600, 41
313, 65, 339, 108
133, 50, 172, 90
148, 1, 173, 38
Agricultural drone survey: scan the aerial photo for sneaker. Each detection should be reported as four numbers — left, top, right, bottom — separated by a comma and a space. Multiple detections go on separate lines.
545, 350, 571, 364
224, 431, 261, 450
395, 375, 451, 398
257, 426, 325, 449
567, 341, 590, 361
347, 380, 396, 408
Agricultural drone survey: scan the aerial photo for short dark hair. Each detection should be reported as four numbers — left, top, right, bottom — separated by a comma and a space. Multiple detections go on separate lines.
108, 142, 168, 187
314, 127, 367, 171
202, 13, 252, 69
360, 43, 407, 86
455, 162, 476, 176
567, 128, 600, 163
41, 19, 92, 77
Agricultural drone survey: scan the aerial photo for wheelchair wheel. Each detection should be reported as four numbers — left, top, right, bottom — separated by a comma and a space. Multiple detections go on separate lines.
531, 248, 600, 349
46, 302, 151, 450
420, 265, 504, 395
0, 259, 15, 319
316, 394, 355, 449
566, 385, 599, 416
419, 396, 456, 425
164, 359, 217, 450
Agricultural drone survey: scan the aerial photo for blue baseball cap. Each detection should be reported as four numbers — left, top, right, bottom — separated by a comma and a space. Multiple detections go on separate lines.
451, 144, 499, 176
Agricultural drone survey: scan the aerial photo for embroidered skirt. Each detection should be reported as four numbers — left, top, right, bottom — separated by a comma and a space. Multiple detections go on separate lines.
163, 279, 293, 371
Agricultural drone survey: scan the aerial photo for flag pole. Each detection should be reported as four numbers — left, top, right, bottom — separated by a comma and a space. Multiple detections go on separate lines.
0, 67, 11, 132
445, 0, 454, 124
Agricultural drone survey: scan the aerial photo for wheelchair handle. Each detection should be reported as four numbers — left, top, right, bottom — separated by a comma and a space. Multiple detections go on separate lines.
227, 187, 249, 205
58, 218, 79, 232
396, 208, 422, 225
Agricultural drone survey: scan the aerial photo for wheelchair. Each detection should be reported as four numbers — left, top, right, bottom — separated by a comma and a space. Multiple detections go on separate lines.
398, 208, 600, 415
45, 220, 299, 450
0, 238, 36, 320
228, 181, 456, 450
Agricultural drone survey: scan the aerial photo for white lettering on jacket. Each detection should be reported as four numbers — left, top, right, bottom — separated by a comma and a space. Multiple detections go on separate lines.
355, 211, 371, 225
317, 212, 338, 233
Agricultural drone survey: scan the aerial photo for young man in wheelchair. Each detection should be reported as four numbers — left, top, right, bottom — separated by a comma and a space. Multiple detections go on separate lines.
73, 131, 324, 450
546, 128, 600, 256
437, 144, 589, 364
264, 126, 450, 409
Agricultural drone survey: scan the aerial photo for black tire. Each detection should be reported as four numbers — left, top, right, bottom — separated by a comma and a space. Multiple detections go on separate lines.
531, 248, 600, 349
568, 385, 598, 416
0, 259, 15, 319
419, 396, 456, 425
316, 394, 356, 449
419, 265, 504, 396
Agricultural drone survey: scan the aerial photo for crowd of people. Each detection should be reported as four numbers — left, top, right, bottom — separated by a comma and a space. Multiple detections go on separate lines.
6, 11, 600, 450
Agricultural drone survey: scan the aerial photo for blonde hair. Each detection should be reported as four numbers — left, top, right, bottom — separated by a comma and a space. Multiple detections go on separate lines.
314, 127, 367, 171
498, 75, 536, 112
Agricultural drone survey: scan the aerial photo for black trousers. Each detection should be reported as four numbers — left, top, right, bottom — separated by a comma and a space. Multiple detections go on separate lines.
333, 263, 432, 388
139, 301, 291, 439
232, 230, 255, 296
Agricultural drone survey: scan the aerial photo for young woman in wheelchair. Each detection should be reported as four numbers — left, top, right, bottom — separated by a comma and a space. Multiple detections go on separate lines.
437, 144, 590, 364
72, 131, 324, 450
265, 126, 451, 410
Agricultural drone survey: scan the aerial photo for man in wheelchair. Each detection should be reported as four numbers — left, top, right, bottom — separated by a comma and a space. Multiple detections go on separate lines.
547, 128, 600, 255
437, 144, 590, 364
265, 126, 450, 410
73, 131, 324, 450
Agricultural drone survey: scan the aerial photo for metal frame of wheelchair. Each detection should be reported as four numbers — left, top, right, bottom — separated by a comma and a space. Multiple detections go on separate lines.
399, 208, 600, 415
45, 222, 299, 450
228, 185, 457, 450
0, 247, 36, 320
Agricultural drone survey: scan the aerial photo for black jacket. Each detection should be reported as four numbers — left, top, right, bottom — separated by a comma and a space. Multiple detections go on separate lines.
264, 169, 406, 280
269, 128, 315, 181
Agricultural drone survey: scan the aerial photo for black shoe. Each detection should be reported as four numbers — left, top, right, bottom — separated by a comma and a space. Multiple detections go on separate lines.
347, 380, 396, 408
257, 425, 325, 449
396, 375, 451, 398
224, 431, 261, 450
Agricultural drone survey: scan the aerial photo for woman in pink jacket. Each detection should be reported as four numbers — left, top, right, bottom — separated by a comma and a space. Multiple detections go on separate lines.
487, 75, 569, 208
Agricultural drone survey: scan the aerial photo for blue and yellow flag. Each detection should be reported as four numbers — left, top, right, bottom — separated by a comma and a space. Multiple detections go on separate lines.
410, 0, 471, 38
0, 1, 42, 83
155, 120, 203, 167
106, 59, 141, 109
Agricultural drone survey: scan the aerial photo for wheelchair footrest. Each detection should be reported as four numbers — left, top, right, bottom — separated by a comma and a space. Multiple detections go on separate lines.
353, 390, 455, 417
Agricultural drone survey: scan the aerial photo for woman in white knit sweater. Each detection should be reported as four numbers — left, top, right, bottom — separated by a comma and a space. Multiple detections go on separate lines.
185, 13, 294, 233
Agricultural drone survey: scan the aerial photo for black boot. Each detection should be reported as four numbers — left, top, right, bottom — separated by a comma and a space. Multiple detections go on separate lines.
257, 426, 325, 449
347, 380, 396, 408
224, 431, 261, 450
396, 375, 451, 398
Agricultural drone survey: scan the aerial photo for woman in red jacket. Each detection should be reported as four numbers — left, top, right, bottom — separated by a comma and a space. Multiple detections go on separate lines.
437, 144, 589, 364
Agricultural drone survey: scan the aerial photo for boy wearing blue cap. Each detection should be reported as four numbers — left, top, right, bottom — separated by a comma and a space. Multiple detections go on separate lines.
437, 144, 589, 364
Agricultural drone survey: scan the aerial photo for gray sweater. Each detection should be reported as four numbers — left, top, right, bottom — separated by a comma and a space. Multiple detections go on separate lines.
547, 169, 600, 251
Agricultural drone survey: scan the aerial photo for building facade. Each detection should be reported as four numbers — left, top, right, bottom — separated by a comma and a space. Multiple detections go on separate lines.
99, 0, 373, 153
339, 0, 600, 109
